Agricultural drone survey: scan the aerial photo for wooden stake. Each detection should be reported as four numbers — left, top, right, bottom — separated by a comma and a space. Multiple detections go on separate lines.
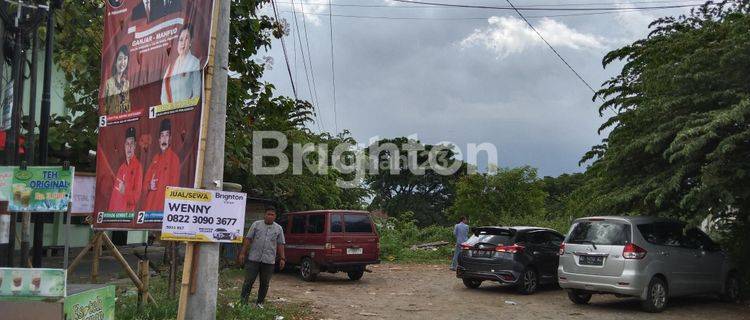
66, 232, 99, 276
176, 242, 195, 320
91, 231, 102, 283
101, 232, 156, 304
169, 242, 178, 298
138, 259, 150, 308
189, 244, 200, 294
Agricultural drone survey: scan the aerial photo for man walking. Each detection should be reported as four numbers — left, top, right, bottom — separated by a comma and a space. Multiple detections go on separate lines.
238, 208, 286, 308
450, 216, 470, 271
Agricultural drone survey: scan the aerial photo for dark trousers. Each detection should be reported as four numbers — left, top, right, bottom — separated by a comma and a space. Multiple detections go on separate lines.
240, 261, 275, 304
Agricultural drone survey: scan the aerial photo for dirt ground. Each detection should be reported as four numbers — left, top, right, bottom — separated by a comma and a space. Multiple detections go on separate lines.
264, 263, 750, 320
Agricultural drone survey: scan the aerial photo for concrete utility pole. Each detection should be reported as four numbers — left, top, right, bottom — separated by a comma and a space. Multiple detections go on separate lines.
184, 0, 230, 318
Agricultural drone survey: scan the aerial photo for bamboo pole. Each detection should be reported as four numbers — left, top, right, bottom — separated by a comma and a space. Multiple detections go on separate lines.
66, 232, 99, 276
176, 242, 195, 320
101, 232, 156, 304
91, 231, 102, 283
138, 259, 150, 308
189, 244, 200, 294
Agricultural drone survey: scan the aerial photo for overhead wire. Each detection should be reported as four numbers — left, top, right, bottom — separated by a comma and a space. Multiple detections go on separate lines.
299, 0, 325, 131
289, 0, 323, 131
328, 0, 339, 134
504, 0, 599, 95
271, 0, 299, 100
391, 0, 700, 11
274, 0, 700, 9
281, 6, 690, 20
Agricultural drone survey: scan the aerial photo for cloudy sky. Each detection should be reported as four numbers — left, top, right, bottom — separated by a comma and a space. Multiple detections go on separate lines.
258, 0, 698, 177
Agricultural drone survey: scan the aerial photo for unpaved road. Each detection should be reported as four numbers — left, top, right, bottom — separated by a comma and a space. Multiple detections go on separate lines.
262, 263, 749, 320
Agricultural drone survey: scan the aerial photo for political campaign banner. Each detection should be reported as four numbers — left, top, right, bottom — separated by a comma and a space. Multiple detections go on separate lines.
8, 167, 75, 212
0, 268, 66, 300
161, 187, 246, 243
94, 0, 216, 230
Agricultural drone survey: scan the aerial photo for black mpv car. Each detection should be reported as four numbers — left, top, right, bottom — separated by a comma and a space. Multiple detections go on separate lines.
456, 226, 564, 294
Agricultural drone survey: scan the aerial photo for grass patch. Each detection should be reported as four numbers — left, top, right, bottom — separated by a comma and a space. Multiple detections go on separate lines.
376, 213, 454, 264
116, 268, 314, 320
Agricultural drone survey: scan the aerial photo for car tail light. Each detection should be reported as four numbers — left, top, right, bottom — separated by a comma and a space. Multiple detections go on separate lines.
325, 243, 333, 254
495, 244, 524, 253
460, 243, 472, 250
623, 243, 647, 259
558, 243, 565, 255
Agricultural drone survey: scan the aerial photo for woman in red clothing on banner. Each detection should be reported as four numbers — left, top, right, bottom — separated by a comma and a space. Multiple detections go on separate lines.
143, 118, 180, 211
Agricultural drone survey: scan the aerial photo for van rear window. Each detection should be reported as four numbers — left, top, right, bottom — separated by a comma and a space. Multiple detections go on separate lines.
331, 214, 342, 233
567, 220, 631, 245
344, 214, 373, 233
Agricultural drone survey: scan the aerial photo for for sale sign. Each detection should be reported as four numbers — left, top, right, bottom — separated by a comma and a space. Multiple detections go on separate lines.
160, 186, 246, 243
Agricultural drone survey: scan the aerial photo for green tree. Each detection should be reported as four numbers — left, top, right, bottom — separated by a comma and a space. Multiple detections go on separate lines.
366, 137, 465, 226
582, 0, 750, 278
450, 166, 547, 227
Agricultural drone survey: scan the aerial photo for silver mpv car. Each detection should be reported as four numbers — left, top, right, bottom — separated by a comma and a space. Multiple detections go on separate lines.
558, 216, 742, 312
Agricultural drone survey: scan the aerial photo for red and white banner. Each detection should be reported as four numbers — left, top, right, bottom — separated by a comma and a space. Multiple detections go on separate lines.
94, 0, 215, 230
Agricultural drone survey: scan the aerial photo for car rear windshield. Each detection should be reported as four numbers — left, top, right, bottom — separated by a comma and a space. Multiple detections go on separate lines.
567, 220, 631, 246
465, 229, 514, 246
344, 214, 373, 233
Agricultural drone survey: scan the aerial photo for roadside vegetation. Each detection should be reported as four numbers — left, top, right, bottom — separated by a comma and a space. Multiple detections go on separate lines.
116, 269, 313, 320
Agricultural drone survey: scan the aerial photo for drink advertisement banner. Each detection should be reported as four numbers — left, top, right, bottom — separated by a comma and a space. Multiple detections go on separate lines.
9, 167, 75, 212
64, 285, 115, 320
0, 268, 66, 300
161, 187, 246, 243
94, 0, 216, 230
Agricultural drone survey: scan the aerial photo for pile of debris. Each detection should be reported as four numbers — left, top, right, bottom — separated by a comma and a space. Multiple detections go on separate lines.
410, 241, 450, 251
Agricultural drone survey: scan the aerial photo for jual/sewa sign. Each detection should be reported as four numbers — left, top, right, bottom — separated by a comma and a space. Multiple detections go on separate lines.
160, 187, 246, 243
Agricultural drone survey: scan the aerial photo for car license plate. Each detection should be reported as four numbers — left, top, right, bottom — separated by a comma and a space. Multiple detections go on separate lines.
579, 255, 605, 266
471, 250, 493, 258
347, 248, 363, 255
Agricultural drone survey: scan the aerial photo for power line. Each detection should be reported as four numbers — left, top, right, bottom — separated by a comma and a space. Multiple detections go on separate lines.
299, 0, 325, 131
283, 6, 688, 21
328, 0, 339, 133
392, 0, 700, 11
504, 0, 598, 95
275, 0, 699, 9
289, 0, 322, 131
271, 0, 299, 100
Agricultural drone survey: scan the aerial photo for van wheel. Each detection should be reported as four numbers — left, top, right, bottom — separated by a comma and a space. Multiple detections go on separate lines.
567, 290, 592, 304
641, 277, 668, 313
517, 268, 539, 295
300, 258, 318, 282
462, 278, 482, 289
347, 271, 364, 281
720, 272, 742, 303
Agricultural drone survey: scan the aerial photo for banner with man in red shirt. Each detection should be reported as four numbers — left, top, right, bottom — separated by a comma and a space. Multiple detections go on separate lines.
94, 0, 215, 230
